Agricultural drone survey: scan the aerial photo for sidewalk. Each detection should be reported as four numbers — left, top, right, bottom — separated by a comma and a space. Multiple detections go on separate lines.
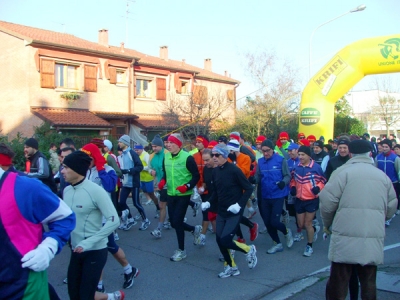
261, 263, 400, 300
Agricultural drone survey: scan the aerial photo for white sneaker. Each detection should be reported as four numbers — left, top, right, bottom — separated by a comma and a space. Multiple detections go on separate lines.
163, 222, 171, 229
121, 209, 129, 223
112, 290, 125, 300
245, 245, 257, 269
192, 225, 202, 244
195, 234, 206, 246
150, 228, 161, 238
303, 245, 313, 257
218, 265, 240, 278
155, 210, 160, 219
118, 223, 127, 230
114, 232, 119, 241
134, 214, 141, 221
170, 249, 187, 262
139, 219, 151, 231
396, 209, 400, 215
124, 218, 137, 231
267, 243, 283, 254
385, 220, 391, 227
285, 229, 294, 248
293, 232, 304, 242
313, 225, 320, 242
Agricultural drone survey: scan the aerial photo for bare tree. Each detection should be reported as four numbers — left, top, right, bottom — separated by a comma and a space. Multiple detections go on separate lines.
237, 48, 301, 141
159, 86, 234, 140
369, 78, 400, 137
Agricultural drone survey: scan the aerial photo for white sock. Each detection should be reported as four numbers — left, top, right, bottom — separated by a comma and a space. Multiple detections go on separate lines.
248, 207, 255, 213
107, 294, 114, 300
123, 263, 132, 274
97, 280, 103, 289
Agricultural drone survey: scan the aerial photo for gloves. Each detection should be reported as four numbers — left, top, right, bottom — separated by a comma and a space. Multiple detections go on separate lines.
82, 143, 106, 171
201, 201, 210, 211
323, 227, 331, 241
21, 237, 58, 272
121, 169, 129, 174
198, 186, 205, 194
158, 178, 166, 190
290, 186, 297, 196
311, 186, 320, 195
176, 185, 188, 194
277, 181, 286, 190
227, 203, 241, 214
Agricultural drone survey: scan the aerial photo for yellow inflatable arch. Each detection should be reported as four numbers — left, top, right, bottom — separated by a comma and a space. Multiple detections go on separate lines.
299, 34, 400, 139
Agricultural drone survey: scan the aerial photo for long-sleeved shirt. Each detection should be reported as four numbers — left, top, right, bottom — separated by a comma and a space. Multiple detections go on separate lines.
209, 161, 253, 218
63, 179, 118, 251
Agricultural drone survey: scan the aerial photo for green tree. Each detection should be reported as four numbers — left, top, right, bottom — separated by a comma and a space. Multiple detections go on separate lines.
334, 97, 365, 137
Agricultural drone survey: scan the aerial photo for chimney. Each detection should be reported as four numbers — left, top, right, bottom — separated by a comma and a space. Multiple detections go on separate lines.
160, 46, 168, 60
98, 29, 108, 47
204, 58, 212, 71
224, 70, 228, 77
120, 42, 125, 52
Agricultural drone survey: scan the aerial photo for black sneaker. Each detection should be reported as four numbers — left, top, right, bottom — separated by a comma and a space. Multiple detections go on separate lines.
123, 267, 140, 289
96, 285, 105, 293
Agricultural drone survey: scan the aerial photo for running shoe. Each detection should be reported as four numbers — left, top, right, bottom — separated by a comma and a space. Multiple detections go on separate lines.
114, 232, 120, 241
313, 225, 320, 242
170, 249, 187, 262
123, 267, 139, 289
293, 232, 304, 242
124, 218, 137, 231
237, 237, 246, 244
385, 220, 391, 227
63, 277, 68, 284
246, 245, 257, 269
192, 225, 202, 244
218, 265, 240, 278
303, 245, 313, 257
247, 209, 257, 219
267, 242, 283, 254
155, 210, 160, 219
139, 219, 151, 231
112, 290, 125, 300
396, 209, 400, 215
118, 223, 127, 230
134, 214, 141, 221
285, 229, 294, 248
163, 222, 171, 229
121, 209, 129, 223
150, 228, 162, 238
197, 234, 206, 246
259, 226, 268, 234
249, 222, 259, 241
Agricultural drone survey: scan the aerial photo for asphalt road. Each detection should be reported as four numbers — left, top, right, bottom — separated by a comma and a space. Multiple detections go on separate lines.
48, 199, 400, 300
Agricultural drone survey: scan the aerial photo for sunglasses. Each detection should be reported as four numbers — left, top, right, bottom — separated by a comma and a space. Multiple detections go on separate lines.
211, 153, 221, 157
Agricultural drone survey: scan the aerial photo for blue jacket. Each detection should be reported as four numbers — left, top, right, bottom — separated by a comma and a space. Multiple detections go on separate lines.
257, 153, 290, 199
376, 152, 399, 183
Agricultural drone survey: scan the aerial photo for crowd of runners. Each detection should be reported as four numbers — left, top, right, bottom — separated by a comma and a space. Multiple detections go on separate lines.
0, 130, 398, 299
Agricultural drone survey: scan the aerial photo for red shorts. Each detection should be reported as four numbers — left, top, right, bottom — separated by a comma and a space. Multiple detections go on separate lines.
208, 211, 217, 222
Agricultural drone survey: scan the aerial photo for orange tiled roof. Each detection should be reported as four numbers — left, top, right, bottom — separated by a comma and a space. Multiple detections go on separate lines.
134, 114, 181, 129
31, 107, 111, 128
0, 20, 239, 84
92, 111, 138, 120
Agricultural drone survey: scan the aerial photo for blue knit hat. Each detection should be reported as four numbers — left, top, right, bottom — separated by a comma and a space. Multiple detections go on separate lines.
212, 144, 229, 159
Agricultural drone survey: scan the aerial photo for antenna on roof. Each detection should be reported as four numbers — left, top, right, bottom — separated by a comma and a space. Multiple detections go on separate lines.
125, 0, 135, 46
51, 21, 66, 33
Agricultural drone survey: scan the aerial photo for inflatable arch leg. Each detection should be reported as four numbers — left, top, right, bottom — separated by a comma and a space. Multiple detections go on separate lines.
299, 34, 400, 139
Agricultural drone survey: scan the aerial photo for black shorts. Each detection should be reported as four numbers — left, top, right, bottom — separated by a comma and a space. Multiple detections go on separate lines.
159, 189, 168, 203
295, 198, 319, 214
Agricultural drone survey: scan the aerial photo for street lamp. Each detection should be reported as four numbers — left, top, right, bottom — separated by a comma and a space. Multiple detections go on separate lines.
309, 4, 366, 79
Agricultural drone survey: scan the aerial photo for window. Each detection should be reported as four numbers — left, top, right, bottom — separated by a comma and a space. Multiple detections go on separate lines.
109, 67, 127, 85
180, 81, 189, 94
55, 63, 78, 89
116, 126, 126, 135
193, 85, 208, 105
136, 79, 151, 98
117, 70, 125, 84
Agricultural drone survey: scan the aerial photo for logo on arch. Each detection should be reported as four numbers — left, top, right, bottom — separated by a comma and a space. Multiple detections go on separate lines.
379, 38, 400, 60
300, 108, 320, 126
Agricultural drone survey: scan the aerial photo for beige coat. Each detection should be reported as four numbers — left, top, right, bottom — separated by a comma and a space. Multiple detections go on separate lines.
320, 155, 397, 265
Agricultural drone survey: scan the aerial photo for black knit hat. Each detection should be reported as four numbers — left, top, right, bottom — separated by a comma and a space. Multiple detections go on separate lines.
349, 140, 373, 154
337, 138, 350, 146
298, 145, 311, 157
314, 140, 324, 149
261, 139, 275, 150
63, 150, 92, 176
218, 135, 228, 144
380, 139, 392, 148
25, 138, 39, 150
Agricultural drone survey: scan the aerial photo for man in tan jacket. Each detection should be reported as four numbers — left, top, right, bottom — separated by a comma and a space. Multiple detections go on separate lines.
320, 139, 398, 300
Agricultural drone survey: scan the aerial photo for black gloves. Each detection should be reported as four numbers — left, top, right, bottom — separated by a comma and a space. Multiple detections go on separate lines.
290, 186, 297, 196
121, 169, 129, 174
277, 181, 286, 190
311, 186, 320, 195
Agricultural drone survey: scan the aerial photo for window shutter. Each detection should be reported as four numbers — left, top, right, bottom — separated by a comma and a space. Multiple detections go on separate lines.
40, 59, 55, 88
84, 65, 97, 92
109, 67, 117, 84
174, 73, 181, 94
156, 78, 167, 101
193, 85, 208, 105
227, 89, 235, 101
